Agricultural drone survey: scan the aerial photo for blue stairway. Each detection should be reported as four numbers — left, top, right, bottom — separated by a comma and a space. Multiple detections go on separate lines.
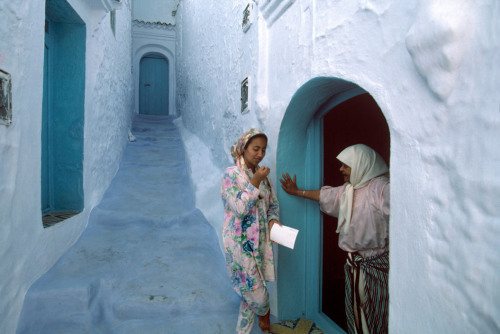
17, 115, 248, 333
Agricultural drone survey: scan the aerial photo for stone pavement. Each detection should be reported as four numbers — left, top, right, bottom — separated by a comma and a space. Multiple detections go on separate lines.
17, 115, 271, 334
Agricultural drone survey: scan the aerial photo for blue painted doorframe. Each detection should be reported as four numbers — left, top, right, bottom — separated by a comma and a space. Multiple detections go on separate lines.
42, 22, 52, 214
276, 77, 368, 333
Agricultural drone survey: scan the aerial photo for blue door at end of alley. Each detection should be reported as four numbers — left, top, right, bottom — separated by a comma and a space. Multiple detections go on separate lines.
139, 55, 169, 115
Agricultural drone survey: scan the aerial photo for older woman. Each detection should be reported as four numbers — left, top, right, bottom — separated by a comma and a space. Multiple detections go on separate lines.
280, 144, 390, 334
221, 129, 281, 334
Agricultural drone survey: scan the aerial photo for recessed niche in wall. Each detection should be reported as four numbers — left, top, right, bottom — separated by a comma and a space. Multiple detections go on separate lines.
242, 2, 254, 32
241, 77, 250, 114
0, 69, 12, 127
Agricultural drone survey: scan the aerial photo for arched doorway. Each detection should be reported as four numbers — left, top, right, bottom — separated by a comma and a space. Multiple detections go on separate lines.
139, 53, 169, 115
276, 77, 390, 333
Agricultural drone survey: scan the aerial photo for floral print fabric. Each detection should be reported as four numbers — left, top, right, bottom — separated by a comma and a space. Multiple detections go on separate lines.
237, 286, 270, 334
221, 165, 279, 292
230, 128, 267, 163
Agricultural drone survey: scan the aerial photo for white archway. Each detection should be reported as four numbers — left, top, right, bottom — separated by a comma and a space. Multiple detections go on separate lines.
132, 22, 176, 116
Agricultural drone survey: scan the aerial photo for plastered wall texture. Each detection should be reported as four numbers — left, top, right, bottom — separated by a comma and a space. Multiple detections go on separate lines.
132, 0, 179, 26
175, 0, 500, 332
0, 1, 134, 333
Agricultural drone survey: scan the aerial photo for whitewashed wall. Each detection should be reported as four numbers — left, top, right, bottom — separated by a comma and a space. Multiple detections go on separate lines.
132, 0, 178, 25
0, 1, 134, 333
176, 0, 500, 332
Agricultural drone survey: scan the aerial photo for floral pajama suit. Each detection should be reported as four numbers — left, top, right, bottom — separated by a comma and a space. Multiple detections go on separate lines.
221, 165, 279, 334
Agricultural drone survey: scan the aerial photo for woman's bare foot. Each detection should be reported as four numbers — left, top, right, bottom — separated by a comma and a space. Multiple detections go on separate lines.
258, 310, 271, 333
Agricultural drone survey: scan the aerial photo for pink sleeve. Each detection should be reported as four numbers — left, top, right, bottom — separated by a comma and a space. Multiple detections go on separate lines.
381, 182, 390, 218
319, 185, 345, 218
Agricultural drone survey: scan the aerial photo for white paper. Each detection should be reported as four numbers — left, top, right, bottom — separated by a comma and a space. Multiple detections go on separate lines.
270, 224, 299, 249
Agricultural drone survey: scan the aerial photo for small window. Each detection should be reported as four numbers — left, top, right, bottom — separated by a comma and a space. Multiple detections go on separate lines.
242, 2, 254, 32
0, 69, 12, 127
241, 77, 250, 114
110, 10, 116, 37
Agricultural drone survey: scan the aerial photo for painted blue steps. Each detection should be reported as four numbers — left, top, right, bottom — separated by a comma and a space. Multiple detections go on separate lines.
17, 115, 244, 334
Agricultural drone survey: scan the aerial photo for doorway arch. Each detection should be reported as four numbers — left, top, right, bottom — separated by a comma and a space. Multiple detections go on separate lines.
133, 45, 175, 116
276, 77, 390, 333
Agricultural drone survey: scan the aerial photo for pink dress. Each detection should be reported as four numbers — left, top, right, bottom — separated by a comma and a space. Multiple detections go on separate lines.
319, 175, 390, 258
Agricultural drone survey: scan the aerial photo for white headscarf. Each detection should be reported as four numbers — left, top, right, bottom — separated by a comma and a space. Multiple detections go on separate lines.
336, 144, 388, 234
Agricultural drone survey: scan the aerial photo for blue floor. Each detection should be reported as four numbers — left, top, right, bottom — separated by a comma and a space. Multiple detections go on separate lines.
17, 115, 272, 334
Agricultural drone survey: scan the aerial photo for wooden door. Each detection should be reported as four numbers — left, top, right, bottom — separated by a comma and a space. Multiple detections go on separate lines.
139, 55, 169, 115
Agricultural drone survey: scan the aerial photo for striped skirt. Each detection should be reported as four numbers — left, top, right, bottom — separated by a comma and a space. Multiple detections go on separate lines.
345, 251, 389, 334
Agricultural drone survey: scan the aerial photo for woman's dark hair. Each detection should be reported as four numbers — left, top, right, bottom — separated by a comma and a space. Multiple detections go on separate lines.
244, 134, 268, 150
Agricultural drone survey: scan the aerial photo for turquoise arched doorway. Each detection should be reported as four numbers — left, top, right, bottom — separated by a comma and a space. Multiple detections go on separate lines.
276, 77, 390, 333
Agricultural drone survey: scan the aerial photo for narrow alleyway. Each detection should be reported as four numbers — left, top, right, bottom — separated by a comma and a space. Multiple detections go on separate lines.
16, 115, 252, 333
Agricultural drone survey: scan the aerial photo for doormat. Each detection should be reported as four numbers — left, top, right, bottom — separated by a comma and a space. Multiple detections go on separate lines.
270, 318, 324, 334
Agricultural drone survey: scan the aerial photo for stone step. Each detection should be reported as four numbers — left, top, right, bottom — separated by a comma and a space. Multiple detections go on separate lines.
17, 115, 241, 333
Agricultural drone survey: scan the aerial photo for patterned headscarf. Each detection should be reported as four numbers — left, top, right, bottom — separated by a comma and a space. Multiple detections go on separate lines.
230, 128, 267, 164
336, 144, 388, 234
230, 128, 269, 187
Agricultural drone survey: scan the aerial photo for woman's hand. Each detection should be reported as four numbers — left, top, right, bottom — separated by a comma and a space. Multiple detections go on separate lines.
251, 166, 270, 188
269, 219, 282, 243
269, 219, 282, 231
280, 173, 299, 196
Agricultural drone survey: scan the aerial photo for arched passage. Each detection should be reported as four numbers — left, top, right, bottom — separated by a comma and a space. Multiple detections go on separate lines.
276, 77, 390, 333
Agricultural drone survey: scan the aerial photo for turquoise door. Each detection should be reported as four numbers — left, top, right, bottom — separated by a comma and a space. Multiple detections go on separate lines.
139, 55, 169, 115
41, 0, 85, 224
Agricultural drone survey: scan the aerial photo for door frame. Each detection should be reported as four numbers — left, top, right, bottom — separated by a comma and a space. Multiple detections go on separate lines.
305, 87, 368, 332
42, 19, 53, 214
276, 77, 369, 333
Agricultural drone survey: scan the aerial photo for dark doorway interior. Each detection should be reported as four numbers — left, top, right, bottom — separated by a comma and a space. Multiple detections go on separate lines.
321, 93, 390, 331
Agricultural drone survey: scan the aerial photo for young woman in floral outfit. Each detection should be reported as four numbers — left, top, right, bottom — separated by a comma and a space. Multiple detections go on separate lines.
221, 129, 281, 334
